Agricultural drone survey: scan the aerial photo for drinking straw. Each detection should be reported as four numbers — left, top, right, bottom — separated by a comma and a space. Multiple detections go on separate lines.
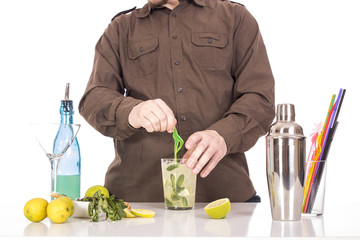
305, 90, 342, 212
319, 89, 343, 160
303, 100, 336, 213
302, 94, 336, 213
306, 89, 346, 212
322, 89, 346, 160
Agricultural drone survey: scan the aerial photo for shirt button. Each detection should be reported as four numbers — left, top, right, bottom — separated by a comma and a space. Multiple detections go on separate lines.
172, 13, 177, 17
177, 88, 183, 93
181, 115, 186, 121
174, 61, 180, 65
139, 47, 144, 52
172, 35, 177, 39
208, 38, 213, 44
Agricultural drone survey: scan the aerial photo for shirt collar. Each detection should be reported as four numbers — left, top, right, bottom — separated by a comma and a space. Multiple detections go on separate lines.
136, 0, 205, 18
193, 0, 206, 7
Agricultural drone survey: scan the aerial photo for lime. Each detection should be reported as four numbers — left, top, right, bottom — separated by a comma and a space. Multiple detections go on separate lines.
204, 198, 231, 219
84, 185, 110, 198
131, 209, 155, 218
124, 208, 136, 218
47, 198, 72, 223
24, 198, 48, 222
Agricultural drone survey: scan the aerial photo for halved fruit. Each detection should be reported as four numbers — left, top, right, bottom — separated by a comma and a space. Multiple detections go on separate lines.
130, 209, 155, 218
204, 198, 231, 219
124, 208, 135, 218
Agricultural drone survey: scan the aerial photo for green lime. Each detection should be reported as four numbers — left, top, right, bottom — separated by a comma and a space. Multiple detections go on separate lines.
84, 185, 110, 198
204, 198, 231, 219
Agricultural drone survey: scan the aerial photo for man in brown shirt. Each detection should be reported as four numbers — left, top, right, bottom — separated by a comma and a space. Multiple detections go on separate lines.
79, 0, 275, 202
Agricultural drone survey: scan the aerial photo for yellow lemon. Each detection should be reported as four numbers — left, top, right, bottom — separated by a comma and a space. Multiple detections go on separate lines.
84, 185, 110, 198
24, 198, 48, 222
47, 198, 72, 223
131, 209, 155, 218
58, 197, 74, 217
124, 208, 136, 218
204, 198, 231, 219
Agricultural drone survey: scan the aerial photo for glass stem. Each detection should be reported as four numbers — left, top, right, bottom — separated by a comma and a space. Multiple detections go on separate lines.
51, 156, 62, 194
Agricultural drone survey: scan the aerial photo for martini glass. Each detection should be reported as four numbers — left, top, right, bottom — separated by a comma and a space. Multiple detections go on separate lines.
30, 123, 81, 195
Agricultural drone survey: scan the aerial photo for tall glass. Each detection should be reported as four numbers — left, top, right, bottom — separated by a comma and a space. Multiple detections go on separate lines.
161, 158, 196, 210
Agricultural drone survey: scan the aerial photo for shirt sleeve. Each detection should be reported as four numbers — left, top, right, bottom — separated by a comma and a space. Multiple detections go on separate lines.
207, 6, 275, 154
78, 19, 143, 140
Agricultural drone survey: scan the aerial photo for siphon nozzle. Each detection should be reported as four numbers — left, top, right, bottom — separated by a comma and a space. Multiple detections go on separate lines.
65, 83, 70, 100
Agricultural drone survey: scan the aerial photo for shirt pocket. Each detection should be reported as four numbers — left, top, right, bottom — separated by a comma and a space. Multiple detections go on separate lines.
128, 38, 159, 78
191, 32, 228, 68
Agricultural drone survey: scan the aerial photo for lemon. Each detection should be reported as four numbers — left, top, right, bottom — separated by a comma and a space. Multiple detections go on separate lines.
204, 198, 231, 219
124, 208, 136, 218
24, 198, 48, 222
84, 185, 110, 198
47, 198, 72, 223
131, 209, 155, 218
58, 197, 74, 217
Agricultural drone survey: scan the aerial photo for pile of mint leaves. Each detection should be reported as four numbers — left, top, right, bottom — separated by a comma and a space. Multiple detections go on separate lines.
79, 190, 127, 222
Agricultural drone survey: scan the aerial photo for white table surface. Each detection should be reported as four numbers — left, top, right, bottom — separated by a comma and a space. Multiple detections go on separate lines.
2, 198, 360, 238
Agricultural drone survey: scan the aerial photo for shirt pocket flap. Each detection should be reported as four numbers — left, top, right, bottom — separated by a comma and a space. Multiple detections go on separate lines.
191, 32, 228, 48
128, 38, 159, 60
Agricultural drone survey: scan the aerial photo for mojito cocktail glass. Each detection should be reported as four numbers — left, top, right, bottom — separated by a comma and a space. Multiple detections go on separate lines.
161, 158, 196, 210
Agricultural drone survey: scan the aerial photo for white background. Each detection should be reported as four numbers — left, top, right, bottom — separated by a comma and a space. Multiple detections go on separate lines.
0, 0, 359, 212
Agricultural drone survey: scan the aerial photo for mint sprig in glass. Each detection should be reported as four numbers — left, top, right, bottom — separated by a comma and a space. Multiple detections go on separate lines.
161, 127, 196, 210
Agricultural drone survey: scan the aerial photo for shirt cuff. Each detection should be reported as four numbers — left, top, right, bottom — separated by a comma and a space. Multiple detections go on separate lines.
207, 116, 240, 155
115, 96, 143, 138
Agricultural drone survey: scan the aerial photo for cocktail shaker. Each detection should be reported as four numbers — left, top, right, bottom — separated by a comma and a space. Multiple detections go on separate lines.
266, 104, 306, 221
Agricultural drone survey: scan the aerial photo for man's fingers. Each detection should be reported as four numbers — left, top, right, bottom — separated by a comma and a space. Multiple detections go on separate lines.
184, 130, 227, 177
185, 132, 202, 150
129, 99, 176, 133
186, 141, 207, 170
199, 152, 223, 178
155, 99, 177, 132
191, 146, 217, 175
148, 103, 168, 132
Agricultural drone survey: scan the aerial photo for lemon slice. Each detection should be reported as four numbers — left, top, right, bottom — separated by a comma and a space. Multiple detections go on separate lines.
124, 208, 136, 218
131, 209, 155, 218
204, 198, 231, 219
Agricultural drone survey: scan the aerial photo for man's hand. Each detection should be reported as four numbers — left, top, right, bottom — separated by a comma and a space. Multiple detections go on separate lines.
184, 130, 227, 178
128, 98, 177, 133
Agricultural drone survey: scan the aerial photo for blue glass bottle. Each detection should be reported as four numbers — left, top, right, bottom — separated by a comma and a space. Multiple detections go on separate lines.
53, 83, 81, 199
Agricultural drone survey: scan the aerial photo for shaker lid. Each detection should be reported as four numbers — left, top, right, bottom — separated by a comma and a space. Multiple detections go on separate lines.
277, 104, 295, 121
268, 103, 304, 138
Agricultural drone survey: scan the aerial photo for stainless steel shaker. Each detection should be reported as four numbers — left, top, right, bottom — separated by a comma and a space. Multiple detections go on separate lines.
266, 104, 306, 221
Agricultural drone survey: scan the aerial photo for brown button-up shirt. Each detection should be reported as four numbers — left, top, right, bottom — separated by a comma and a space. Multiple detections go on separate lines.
79, 0, 275, 202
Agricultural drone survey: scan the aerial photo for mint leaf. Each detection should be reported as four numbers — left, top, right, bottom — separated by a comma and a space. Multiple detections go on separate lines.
175, 186, 185, 194
182, 197, 188, 207
176, 174, 184, 188
171, 193, 180, 201
85, 190, 126, 222
165, 198, 173, 207
166, 164, 179, 171
170, 174, 175, 189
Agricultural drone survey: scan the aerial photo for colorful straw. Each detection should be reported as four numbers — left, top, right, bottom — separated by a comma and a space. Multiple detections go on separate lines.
302, 94, 335, 212
302, 88, 346, 213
